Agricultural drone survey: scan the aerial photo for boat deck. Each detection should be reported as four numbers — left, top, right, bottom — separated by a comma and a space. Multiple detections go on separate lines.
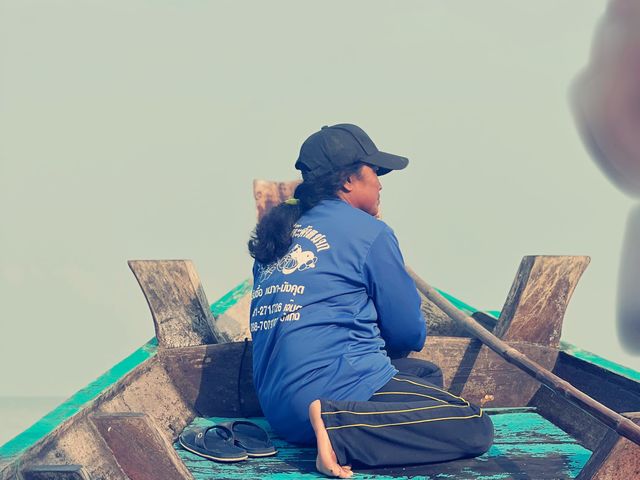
175, 408, 592, 479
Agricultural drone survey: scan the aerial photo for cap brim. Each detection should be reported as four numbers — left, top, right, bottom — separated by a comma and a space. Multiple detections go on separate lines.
363, 151, 409, 176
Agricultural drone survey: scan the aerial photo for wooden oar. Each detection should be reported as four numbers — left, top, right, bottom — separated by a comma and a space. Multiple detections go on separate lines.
406, 266, 640, 447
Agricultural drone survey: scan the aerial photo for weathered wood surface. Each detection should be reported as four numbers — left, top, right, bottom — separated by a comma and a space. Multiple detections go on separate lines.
412, 337, 559, 407
494, 256, 590, 347
175, 412, 591, 479
21, 465, 91, 480
253, 179, 301, 222
576, 412, 640, 480
160, 342, 262, 418
160, 338, 558, 418
1, 356, 196, 480
92, 413, 193, 480
530, 351, 640, 451
129, 260, 220, 348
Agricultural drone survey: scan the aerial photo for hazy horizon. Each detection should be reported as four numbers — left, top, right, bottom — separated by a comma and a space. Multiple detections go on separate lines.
2, 0, 637, 413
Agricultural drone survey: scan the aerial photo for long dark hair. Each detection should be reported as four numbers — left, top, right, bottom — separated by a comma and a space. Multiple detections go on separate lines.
248, 163, 364, 264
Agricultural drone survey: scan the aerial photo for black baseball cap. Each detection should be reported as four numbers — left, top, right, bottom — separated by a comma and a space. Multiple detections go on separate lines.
295, 123, 409, 180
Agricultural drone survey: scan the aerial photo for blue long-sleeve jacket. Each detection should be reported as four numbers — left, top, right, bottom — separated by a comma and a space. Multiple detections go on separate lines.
250, 199, 427, 444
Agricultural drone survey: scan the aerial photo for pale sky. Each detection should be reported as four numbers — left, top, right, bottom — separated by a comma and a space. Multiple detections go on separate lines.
2, 0, 636, 400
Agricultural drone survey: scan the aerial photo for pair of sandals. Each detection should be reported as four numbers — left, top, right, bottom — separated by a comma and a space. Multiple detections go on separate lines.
179, 420, 277, 463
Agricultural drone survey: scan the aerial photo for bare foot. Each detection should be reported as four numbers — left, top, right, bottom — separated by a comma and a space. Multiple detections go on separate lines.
309, 400, 353, 478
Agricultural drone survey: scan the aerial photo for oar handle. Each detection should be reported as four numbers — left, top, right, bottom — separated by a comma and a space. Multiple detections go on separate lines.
406, 266, 640, 447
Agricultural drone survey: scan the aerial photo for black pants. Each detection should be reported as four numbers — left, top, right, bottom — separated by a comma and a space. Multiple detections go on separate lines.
320, 358, 494, 468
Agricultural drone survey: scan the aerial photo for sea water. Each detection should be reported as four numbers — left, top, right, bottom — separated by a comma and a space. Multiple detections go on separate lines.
0, 396, 66, 447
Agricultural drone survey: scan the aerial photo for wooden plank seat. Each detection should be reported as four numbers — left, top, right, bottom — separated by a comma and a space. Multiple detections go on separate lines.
174, 410, 592, 479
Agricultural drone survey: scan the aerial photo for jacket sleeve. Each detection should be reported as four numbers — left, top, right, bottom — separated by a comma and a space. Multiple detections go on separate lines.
362, 226, 427, 355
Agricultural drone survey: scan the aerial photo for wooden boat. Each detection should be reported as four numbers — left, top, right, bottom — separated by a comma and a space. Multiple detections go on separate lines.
1, 182, 639, 480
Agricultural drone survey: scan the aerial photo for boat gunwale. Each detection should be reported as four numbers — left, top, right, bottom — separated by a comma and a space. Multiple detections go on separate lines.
1, 278, 638, 474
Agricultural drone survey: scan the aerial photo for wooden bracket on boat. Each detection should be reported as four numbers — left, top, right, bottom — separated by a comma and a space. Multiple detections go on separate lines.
21, 465, 91, 480
493, 255, 590, 347
411, 267, 640, 448
159, 342, 263, 417
411, 336, 559, 406
91, 412, 193, 480
575, 412, 640, 479
129, 260, 221, 348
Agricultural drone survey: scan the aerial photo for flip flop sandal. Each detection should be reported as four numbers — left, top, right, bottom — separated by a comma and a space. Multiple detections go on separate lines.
178, 425, 248, 462
218, 420, 278, 457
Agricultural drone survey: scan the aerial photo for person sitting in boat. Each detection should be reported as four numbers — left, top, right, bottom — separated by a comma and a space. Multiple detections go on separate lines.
247, 123, 494, 478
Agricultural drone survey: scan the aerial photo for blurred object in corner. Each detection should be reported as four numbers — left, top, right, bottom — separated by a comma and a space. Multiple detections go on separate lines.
617, 205, 640, 353
571, 0, 640, 197
571, 0, 640, 354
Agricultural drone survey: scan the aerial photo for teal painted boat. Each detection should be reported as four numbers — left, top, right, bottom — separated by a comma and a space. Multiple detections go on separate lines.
1, 251, 639, 478
0, 172, 640, 480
